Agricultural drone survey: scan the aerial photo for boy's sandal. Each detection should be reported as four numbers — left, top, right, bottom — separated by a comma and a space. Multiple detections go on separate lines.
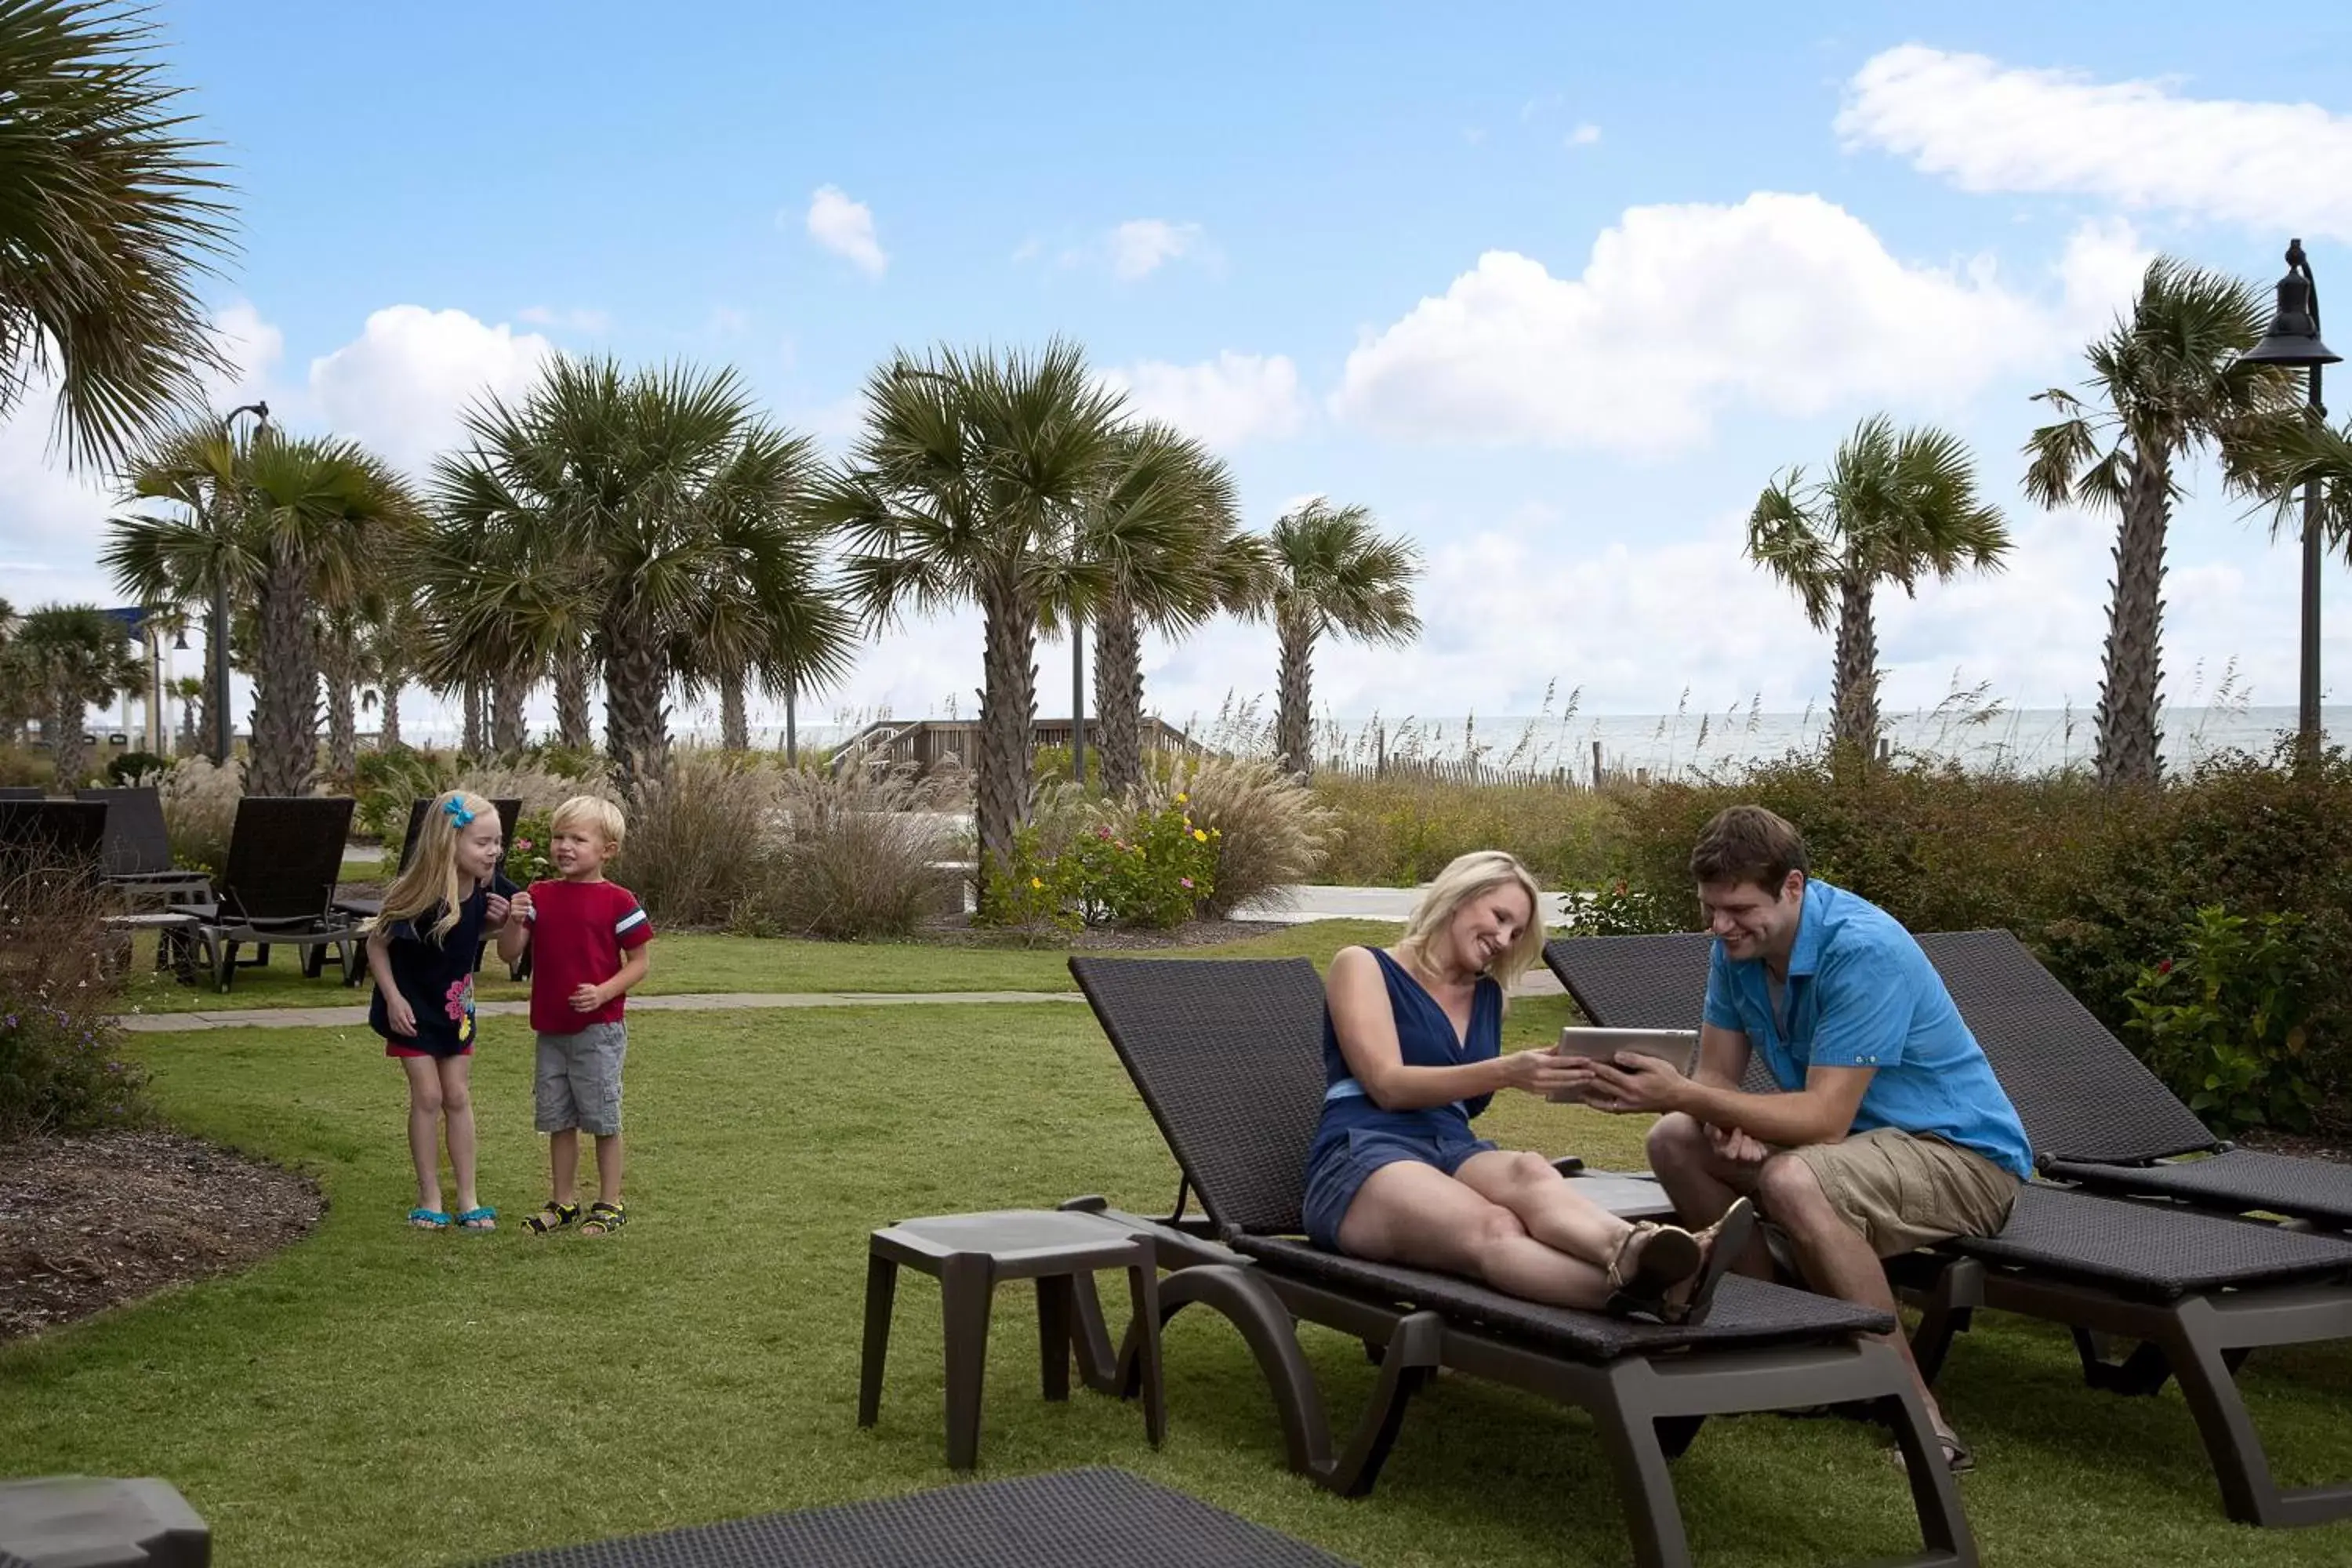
1668, 1197, 1758, 1328
407, 1207, 451, 1229
1602, 1221, 1702, 1321
578, 1201, 626, 1237
455, 1206, 497, 1231
522, 1201, 581, 1235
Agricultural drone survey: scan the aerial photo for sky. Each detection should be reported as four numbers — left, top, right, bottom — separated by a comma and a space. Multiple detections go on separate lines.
8, 1, 2352, 744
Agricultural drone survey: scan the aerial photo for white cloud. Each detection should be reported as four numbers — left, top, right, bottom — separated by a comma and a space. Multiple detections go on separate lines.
804, 185, 888, 276
1108, 219, 1206, 281
1334, 192, 2066, 456
1839, 45, 2352, 239
308, 305, 554, 474
517, 304, 612, 333
1102, 352, 1306, 449
1566, 123, 1602, 148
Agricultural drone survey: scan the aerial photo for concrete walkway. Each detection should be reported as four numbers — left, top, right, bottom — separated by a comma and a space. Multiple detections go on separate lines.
119, 989, 1090, 1033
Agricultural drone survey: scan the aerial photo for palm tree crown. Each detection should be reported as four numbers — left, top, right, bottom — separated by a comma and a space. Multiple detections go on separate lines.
1749, 416, 2010, 753
1267, 499, 1420, 775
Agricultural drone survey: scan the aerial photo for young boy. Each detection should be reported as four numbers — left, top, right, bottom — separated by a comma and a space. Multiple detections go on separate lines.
498, 796, 653, 1236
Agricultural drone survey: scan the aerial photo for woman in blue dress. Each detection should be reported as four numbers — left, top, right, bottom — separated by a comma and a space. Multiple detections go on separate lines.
1303, 850, 1752, 1322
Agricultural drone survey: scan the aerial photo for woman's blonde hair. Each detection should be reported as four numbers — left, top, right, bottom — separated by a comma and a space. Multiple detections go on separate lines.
1395, 849, 1547, 994
375, 789, 499, 943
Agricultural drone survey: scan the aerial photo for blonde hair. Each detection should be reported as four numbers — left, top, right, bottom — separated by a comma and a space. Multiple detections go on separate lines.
1396, 850, 1547, 995
551, 794, 626, 851
376, 789, 499, 943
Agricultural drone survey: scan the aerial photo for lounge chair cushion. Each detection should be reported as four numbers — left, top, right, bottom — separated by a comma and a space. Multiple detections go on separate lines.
2041, 1149, 2352, 1230
1948, 1185, 2352, 1298
1232, 1236, 1893, 1356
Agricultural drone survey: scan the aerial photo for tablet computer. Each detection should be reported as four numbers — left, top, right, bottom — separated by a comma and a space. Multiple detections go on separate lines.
1547, 1027, 1697, 1105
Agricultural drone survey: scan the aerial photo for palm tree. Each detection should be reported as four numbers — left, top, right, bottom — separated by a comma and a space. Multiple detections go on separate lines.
0, 597, 29, 744
14, 604, 146, 786
0, 1, 234, 470
1748, 417, 2011, 754
1056, 423, 1253, 797
2025, 259, 2293, 788
107, 422, 423, 796
1265, 499, 1421, 776
818, 341, 1127, 899
2224, 409, 2352, 556
169, 673, 204, 755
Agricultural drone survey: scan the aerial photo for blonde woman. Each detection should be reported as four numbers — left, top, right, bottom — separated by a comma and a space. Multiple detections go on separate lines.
365, 790, 517, 1231
1303, 850, 1752, 1322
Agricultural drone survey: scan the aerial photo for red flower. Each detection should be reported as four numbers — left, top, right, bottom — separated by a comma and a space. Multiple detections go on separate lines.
2156, 958, 2174, 975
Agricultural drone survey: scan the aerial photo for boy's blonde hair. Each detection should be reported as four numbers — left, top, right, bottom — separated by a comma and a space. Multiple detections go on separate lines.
376, 789, 499, 943
1395, 850, 1547, 995
552, 794, 626, 851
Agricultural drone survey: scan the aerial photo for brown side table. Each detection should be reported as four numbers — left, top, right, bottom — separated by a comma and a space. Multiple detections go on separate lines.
859, 1209, 1164, 1469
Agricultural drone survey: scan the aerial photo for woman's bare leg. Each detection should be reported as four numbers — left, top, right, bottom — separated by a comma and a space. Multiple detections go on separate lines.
1337, 1160, 1619, 1310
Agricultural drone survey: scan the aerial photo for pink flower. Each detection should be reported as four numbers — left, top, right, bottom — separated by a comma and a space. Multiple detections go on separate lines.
1094, 825, 1112, 840
1179, 877, 1194, 890
514, 838, 533, 852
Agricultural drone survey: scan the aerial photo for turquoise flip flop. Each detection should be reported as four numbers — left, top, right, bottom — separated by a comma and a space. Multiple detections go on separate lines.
408, 1207, 452, 1229
454, 1206, 497, 1231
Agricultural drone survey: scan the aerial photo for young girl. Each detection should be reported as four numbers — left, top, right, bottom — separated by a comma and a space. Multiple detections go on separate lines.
365, 789, 517, 1231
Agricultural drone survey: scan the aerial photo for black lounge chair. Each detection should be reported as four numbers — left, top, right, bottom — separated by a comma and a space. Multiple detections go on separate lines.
334, 796, 522, 958
1063, 955, 1976, 1568
74, 787, 214, 906
0, 786, 47, 801
0, 799, 107, 866
180, 796, 361, 991
478, 1467, 1356, 1567
1544, 931, 2352, 1528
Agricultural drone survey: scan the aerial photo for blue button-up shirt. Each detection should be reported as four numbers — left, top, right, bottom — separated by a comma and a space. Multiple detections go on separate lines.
1701, 880, 2034, 1179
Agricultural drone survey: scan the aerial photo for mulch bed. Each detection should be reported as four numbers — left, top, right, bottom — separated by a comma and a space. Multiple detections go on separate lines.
0, 1129, 325, 1341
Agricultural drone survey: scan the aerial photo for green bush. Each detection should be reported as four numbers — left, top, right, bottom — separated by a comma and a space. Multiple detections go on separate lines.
983, 797, 1218, 931
1133, 758, 1336, 917
0, 746, 55, 789
505, 811, 557, 886
353, 745, 457, 844
2122, 906, 2321, 1138
739, 754, 961, 941
0, 860, 149, 1138
1311, 772, 1626, 887
106, 751, 171, 786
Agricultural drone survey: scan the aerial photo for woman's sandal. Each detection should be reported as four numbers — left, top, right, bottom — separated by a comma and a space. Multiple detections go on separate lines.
1603, 1221, 1703, 1320
578, 1201, 626, 1237
1668, 1197, 1758, 1328
455, 1206, 497, 1231
522, 1200, 581, 1235
407, 1207, 451, 1230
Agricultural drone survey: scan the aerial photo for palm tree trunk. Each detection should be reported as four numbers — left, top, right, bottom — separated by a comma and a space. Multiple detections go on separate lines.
601, 602, 670, 797
1828, 575, 1880, 753
1093, 592, 1145, 797
975, 584, 1039, 909
552, 639, 593, 750
248, 557, 321, 797
784, 674, 799, 766
47, 687, 87, 789
379, 676, 402, 749
2096, 453, 2171, 789
491, 670, 527, 754
1275, 610, 1315, 777
325, 670, 358, 778
720, 673, 750, 751
461, 681, 486, 757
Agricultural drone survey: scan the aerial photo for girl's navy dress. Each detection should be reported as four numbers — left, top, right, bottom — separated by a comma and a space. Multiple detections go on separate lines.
1300, 948, 1501, 1250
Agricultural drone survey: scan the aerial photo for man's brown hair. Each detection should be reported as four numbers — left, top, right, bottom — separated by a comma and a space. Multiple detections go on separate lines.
1689, 804, 1809, 892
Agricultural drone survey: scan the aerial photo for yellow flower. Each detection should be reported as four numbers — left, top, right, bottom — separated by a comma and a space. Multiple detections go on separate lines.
1192, 828, 1207, 842
1029, 877, 1044, 890
1175, 792, 1189, 804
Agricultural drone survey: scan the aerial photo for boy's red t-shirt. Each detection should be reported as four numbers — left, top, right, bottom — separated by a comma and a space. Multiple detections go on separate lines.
524, 878, 654, 1034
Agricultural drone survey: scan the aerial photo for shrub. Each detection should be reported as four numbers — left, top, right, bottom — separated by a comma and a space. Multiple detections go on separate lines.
155, 756, 241, 877
468, 762, 608, 821
982, 791, 1218, 931
106, 751, 171, 786
1134, 758, 1337, 918
2123, 906, 2321, 1138
353, 745, 457, 843
0, 860, 148, 1138
1557, 879, 1688, 937
742, 754, 962, 941
622, 751, 785, 927
0, 747, 55, 789
1311, 773, 1626, 888
504, 811, 557, 886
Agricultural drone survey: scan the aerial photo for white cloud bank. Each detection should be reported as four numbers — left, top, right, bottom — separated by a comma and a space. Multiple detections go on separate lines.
309, 305, 555, 474
1840, 45, 2352, 240
1333, 192, 2134, 456
1108, 219, 1206, 280
1102, 352, 1305, 449
804, 185, 888, 276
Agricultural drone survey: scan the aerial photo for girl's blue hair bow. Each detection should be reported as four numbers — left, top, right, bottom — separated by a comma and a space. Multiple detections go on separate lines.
441, 797, 476, 828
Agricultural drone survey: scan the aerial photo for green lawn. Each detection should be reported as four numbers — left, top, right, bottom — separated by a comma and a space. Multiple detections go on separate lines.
116, 920, 1411, 1014
4, 994, 2347, 1566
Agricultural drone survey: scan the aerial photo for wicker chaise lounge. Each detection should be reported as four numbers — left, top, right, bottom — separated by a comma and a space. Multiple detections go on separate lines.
1544, 931, 2352, 1528
1064, 955, 1976, 1568
181, 796, 360, 991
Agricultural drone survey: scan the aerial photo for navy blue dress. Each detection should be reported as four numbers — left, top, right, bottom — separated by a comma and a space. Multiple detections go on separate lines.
367, 873, 517, 1058
1300, 948, 1501, 1250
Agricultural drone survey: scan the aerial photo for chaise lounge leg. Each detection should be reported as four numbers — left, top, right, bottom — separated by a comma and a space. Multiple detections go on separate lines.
1119, 1264, 1336, 1479
1905, 1257, 1983, 1385
1592, 1367, 1698, 1568
1875, 1385, 1976, 1566
2155, 1296, 2352, 1527
1324, 1312, 1443, 1497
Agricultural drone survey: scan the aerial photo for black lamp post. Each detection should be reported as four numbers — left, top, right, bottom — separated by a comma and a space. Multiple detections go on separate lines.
2238, 241, 2340, 753
212, 401, 269, 765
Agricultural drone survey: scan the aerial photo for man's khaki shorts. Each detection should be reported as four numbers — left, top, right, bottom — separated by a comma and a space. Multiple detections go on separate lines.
1788, 1127, 2019, 1257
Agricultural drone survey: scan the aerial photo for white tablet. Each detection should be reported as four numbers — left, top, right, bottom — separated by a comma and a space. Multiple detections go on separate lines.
1547, 1027, 1697, 1105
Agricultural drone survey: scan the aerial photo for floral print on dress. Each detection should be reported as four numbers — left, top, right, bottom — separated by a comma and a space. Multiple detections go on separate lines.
445, 975, 476, 1045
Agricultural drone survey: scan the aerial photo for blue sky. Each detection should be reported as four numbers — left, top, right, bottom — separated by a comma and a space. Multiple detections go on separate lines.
9, 2, 2352, 743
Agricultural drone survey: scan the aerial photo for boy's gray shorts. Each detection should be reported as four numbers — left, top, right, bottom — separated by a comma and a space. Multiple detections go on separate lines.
535, 1022, 627, 1135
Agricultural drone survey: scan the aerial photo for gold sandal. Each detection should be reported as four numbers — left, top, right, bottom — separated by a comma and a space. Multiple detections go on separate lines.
1604, 1221, 1703, 1321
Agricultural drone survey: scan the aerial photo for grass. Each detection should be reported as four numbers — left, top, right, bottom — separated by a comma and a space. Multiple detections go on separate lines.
114, 920, 1414, 1014
5, 990, 2349, 1566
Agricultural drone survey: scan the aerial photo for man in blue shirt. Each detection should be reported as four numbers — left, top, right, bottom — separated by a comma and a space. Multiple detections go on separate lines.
1570, 805, 2030, 1474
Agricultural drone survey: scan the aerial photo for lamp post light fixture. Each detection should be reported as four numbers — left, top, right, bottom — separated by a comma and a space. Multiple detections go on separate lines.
2238, 240, 2340, 755
211, 401, 270, 765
